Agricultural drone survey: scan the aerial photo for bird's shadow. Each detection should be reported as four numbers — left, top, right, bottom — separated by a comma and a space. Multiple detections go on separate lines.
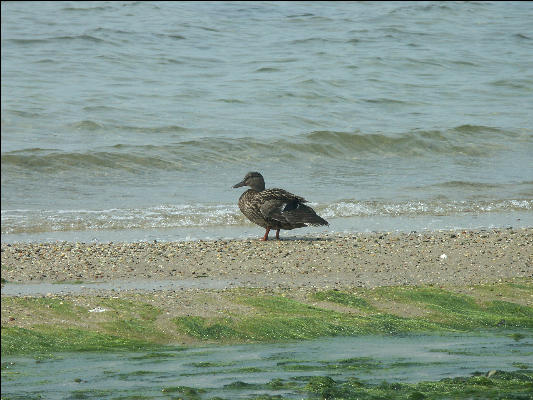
273, 235, 336, 242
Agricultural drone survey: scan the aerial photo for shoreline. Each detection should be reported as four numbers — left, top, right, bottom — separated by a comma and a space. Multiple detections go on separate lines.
2, 228, 532, 289
2, 211, 532, 244
2, 228, 532, 356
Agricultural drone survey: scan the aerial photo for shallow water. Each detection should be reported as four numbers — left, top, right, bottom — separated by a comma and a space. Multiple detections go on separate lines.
2, 2, 532, 242
2, 333, 532, 399
2, 210, 532, 243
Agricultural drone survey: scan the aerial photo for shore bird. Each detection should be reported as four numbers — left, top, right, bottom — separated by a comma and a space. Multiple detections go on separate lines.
233, 172, 329, 240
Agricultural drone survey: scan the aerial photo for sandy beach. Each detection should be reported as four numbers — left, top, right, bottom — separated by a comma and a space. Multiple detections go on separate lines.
2, 227, 532, 359
2, 228, 532, 290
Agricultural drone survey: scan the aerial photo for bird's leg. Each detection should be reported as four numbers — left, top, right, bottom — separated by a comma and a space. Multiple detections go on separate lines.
275, 229, 280, 240
261, 227, 270, 241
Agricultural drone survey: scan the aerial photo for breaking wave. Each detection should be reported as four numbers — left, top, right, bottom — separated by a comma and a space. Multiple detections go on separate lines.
2, 199, 531, 235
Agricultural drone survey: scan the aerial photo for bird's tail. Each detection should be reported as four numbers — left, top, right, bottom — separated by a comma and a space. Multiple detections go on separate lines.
284, 204, 329, 226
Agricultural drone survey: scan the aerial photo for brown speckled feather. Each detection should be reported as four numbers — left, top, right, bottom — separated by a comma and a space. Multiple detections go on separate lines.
238, 188, 328, 230
233, 172, 328, 239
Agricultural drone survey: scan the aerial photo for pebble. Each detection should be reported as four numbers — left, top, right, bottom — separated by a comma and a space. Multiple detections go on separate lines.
1, 229, 532, 291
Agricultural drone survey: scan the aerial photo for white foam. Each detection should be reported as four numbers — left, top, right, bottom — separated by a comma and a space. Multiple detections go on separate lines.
2, 199, 532, 235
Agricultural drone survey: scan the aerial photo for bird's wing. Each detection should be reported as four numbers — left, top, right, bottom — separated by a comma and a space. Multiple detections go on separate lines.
259, 199, 287, 222
257, 189, 312, 224
258, 189, 328, 226
283, 203, 329, 226
260, 188, 307, 203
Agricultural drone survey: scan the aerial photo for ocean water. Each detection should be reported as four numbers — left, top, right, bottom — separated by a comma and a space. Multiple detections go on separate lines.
2, 334, 532, 399
2, 1, 532, 242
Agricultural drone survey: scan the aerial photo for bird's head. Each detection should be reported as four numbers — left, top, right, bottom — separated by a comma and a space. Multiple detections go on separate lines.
233, 171, 265, 191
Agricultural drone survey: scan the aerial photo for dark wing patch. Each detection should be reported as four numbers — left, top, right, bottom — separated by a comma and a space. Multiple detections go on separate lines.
282, 203, 329, 226
260, 200, 288, 223
282, 199, 300, 212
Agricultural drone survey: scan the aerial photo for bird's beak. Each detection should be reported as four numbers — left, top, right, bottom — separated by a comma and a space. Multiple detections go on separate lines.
232, 179, 246, 188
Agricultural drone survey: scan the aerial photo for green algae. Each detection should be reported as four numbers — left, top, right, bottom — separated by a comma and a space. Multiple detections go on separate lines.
127, 350, 186, 361
326, 357, 382, 371
276, 357, 383, 374
109, 397, 154, 400
1, 297, 168, 355
100, 318, 164, 343
173, 292, 452, 343
428, 348, 489, 356
174, 316, 242, 341
7, 366, 530, 399
474, 280, 533, 302
305, 376, 338, 398
1, 326, 156, 356
64, 388, 117, 399
181, 356, 385, 377
234, 314, 360, 340
5, 296, 89, 320
173, 296, 442, 343
2, 330, 532, 399
161, 385, 205, 399
372, 286, 533, 330
223, 380, 260, 389
2, 281, 532, 355
297, 369, 533, 400
180, 366, 266, 377
187, 361, 237, 368
97, 299, 168, 344
507, 281, 533, 291
312, 290, 376, 311
174, 313, 358, 342
511, 333, 527, 341
240, 294, 327, 315
389, 360, 448, 368
96, 298, 162, 321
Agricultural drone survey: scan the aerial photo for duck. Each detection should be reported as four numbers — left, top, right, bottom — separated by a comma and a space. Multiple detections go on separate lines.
233, 171, 329, 240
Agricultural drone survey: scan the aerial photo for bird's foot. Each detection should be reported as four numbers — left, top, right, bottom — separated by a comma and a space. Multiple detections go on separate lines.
261, 228, 271, 241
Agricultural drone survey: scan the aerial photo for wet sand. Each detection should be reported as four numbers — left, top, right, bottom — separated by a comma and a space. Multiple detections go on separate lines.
2, 228, 532, 291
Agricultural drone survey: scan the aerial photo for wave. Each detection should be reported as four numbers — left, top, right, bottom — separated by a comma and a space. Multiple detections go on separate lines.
217, 98, 245, 104
489, 79, 533, 90
321, 199, 533, 219
67, 120, 105, 131
1, 205, 242, 235
64, 120, 189, 133
2, 199, 531, 235
61, 6, 114, 12
362, 98, 420, 105
514, 33, 532, 40
255, 67, 281, 73
286, 13, 315, 18
7, 35, 107, 44
424, 181, 519, 190
1, 125, 524, 173
1, 151, 180, 173
154, 33, 186, 40
291, 127, 513, 157
287, 37, 344, 45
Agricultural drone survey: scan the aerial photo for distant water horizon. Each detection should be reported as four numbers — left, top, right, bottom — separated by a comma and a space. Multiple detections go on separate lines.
2, 1, 532, 242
